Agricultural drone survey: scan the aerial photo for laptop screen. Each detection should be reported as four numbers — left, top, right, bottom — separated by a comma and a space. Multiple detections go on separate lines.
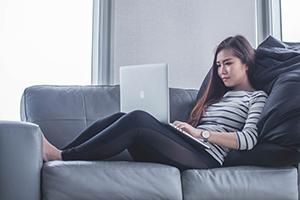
119, 63, 170, 123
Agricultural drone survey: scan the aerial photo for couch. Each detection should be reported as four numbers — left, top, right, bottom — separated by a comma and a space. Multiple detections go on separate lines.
0, 85, 299, 200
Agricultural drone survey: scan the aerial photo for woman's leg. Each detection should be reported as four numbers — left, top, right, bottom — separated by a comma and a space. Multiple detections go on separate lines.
43, 112, 126, 161
62, 112, 126, 150
61, 110, 220, 170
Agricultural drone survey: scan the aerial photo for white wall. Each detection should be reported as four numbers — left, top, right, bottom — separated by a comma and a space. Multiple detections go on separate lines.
112, 0, 256, 89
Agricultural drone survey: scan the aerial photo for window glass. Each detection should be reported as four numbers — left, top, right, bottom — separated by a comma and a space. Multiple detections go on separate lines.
281, 1, 300, 42
0, 0, 93, 120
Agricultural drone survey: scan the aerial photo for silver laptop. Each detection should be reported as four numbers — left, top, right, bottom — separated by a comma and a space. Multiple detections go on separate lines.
120, 63, 170, 123
119, 63, 210, 149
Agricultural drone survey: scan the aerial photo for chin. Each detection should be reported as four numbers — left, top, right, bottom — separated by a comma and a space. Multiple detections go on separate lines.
224, 83, 233, 87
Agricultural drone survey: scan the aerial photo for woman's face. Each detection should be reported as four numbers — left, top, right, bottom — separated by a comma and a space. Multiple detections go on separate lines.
216, 49, 250, 91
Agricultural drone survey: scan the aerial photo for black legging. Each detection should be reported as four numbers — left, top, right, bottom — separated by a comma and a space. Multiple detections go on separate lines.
61, 110, 220, 170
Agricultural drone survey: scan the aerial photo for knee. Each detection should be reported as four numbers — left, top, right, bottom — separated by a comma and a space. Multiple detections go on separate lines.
126, 110, 154, 124
127, 110, 150, 118
115, 112, 126, 117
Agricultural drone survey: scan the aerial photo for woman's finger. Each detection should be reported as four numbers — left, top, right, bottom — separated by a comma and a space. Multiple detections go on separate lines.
179, 124, 185, 129
173, 121, 182, 126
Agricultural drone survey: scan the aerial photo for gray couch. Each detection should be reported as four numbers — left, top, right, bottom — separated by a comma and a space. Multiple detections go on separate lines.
0, 85, 299, 200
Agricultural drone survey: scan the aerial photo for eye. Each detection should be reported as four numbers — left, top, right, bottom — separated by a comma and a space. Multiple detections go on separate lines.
216, 64, 221, 68
224, 62, 232, 66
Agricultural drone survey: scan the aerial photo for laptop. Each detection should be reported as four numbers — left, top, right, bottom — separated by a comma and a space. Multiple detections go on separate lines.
119, 63, 210, 149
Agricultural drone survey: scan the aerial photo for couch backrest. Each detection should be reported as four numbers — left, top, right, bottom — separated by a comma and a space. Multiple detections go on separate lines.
21, 85, 198, 148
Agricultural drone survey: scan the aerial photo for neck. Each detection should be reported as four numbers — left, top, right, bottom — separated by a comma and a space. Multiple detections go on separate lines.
232, 80, 255, 92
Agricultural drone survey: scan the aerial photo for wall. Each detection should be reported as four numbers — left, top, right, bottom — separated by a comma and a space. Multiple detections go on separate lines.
112, 0, 256, 89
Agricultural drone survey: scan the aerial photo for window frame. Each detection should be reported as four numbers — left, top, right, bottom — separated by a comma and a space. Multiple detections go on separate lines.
92, 0, 114, 85
255, 0, 282, 45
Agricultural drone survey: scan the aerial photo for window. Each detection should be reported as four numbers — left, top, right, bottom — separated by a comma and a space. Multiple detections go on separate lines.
281, 1, 300, 42
0, 0, 93, 120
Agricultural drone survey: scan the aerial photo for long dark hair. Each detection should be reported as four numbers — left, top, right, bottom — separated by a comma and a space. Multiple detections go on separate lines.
187, 35, 256, 127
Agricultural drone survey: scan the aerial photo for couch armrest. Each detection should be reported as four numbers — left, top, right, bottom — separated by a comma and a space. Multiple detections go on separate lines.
0, 121, 42, 200
298, 163, 300, 200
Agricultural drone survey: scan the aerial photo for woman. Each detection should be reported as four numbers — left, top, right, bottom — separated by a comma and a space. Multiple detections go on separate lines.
43, 35, 268, 170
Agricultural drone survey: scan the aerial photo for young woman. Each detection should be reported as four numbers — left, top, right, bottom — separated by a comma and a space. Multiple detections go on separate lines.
43, 35, 268, 170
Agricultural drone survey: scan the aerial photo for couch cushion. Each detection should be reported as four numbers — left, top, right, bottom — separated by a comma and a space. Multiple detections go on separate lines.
42, 161, 182, 200
21, 85, 121, 148
169, 88, 198, 122
181, 166, 298, 200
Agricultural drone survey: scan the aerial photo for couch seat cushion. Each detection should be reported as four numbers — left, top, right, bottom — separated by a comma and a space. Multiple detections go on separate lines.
181, 166, 298, 200
42, 160, 182, 200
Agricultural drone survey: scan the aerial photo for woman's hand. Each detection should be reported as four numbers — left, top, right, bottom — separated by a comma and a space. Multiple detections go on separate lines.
172, 120, 202, 138
173, 121, 239, 149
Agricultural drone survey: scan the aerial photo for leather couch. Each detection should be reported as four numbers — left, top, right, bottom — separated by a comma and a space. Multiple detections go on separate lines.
0, 85, 298, 200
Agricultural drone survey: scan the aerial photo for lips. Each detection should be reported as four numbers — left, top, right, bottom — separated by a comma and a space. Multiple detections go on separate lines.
222, 77, 230, 81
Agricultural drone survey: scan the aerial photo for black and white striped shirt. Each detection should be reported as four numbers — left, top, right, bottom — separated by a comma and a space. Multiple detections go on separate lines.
197, 90, 268, 165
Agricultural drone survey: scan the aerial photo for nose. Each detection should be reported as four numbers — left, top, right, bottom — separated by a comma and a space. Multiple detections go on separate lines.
219, 64, 227, 74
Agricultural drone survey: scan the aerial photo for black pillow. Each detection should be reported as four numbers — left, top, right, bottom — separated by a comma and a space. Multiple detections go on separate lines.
254, 36, 300, 93
223, 143, 300, 167
255, 36, 300, 150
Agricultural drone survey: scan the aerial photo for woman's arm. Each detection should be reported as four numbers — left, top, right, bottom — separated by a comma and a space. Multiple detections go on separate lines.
173, 91, 268, 150
199, 130, 239, 149
172, 122, 239, 150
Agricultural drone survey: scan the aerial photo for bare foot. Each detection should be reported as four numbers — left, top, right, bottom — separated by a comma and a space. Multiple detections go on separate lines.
42, 135, 62, 162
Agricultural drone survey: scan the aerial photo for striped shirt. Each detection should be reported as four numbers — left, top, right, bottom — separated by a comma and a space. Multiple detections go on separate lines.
197, 90, 268, 165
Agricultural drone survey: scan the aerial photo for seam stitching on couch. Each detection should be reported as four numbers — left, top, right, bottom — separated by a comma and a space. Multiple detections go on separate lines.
80, 86, 88, 128
24, 88, 28, 121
